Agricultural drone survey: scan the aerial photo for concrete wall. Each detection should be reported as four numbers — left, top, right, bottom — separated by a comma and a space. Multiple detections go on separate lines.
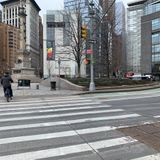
40, 77, 86, 91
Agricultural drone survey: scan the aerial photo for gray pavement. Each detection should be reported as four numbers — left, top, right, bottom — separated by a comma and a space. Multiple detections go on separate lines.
0, 83, 83, 99
0, 82, 160, 159
0, 82, 160, 100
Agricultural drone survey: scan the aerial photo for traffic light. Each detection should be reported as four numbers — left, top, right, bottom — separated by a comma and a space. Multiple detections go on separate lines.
84, 53, 90, 65
84, 58, 90, 65
81, 25, 87, 39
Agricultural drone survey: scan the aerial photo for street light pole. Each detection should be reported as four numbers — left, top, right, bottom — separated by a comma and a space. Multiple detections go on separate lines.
58, 57, 61, 90
89, 1, 95, 91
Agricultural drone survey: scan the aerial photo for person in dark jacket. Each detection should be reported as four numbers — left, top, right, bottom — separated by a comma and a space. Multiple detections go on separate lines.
1, 72, 13, 98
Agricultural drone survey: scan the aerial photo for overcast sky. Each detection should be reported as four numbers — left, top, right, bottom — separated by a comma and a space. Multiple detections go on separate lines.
35, 0, 133, 16
35, 0, 64, 16
0, 0, 134, 16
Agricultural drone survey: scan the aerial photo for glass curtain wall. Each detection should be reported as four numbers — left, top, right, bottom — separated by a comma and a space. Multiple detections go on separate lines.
144, 0, 160, 15
127, 8, 143, 73
152, 18, 160, 73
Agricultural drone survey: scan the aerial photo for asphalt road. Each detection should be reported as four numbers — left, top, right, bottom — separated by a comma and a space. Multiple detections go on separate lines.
0, 89, 160, 160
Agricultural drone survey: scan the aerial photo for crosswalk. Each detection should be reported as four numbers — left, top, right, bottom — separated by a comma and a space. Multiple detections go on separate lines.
0, 96, 159, 160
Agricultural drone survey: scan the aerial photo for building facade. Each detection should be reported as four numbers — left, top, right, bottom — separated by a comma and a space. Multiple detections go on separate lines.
0, 23, 20, 76
141, 0, 160, 77
0, 10, 2, 22
0, 0, 41, 73
64, 0, 101, 20
39, 16, 43, 78
126, 0, 144, 73
64, 0, 103, 78
127, 0, 160, 78
99, 0, 116, 77
112, 1, 126, 76
43, 10, 83, 78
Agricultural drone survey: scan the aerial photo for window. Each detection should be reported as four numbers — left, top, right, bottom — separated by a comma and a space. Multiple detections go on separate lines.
47, 22, 65, 28
152, 19, 160, 30
145, 2, 160, 15
152, 33, 160, 44
152, 44, 160, 53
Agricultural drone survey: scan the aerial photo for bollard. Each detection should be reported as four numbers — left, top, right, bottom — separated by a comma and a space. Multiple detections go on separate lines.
50, 81, 56, 90
36, 84, 39, 90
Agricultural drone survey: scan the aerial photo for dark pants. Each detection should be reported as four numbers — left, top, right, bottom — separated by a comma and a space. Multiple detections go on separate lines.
3, 86, 13, 97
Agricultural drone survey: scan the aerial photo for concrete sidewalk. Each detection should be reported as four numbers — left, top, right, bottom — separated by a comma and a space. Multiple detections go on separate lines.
0, 82, 160, 99
118, 122, 160, 152
0, 83, 83, 99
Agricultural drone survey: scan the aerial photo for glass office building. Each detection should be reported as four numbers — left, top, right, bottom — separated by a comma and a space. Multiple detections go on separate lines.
64, 0, 103, 77
127, 0, 160, 78
127, 4, 144, 73
64, 0, 102, 22
0, 10, 2, 22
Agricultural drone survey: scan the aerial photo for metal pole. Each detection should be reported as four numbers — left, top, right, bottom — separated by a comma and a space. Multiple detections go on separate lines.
58, 57, 61, 90
89, 1, 95, 91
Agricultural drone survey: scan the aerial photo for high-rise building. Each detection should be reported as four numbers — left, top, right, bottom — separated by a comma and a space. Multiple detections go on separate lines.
39, 16, 43, 78
0, 10, 2, 22
64, 0, 101, 20
0, 0, 41, 74
64, 0, 103, 78
43, 10, 82, 78
99, 0, 117, 77
112, 1, 126, 75
127, 0, 160, 78
0, 23, 20, 76
126, 0, 144, 73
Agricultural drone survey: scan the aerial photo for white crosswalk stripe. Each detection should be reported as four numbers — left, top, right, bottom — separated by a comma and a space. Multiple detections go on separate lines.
0, 103, 111, 112
0, 126, 117, 145
154, 115, 160, 118
0, 100, 98, 108
131, 153, 160, 160
0, 108, 122, 116
0, 137, 137, 160
0, 96, 156, 160
0, 111, 138, 123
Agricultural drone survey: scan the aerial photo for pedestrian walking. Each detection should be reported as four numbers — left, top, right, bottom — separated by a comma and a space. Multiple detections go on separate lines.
1, 72, 13, 99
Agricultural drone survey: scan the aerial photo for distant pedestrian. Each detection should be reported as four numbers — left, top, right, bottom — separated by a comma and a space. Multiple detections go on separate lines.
1, 72, 13, 98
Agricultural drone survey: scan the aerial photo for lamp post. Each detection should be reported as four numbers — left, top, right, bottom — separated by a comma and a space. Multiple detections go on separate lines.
89, 1, 95, 91
58, 57, 61, 90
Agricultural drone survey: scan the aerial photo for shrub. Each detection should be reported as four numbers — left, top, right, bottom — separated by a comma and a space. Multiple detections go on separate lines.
65, 77, 151, 87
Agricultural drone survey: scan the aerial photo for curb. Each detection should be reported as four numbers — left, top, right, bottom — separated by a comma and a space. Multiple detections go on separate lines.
76, 82, 160, 95
0, 82, 159, 98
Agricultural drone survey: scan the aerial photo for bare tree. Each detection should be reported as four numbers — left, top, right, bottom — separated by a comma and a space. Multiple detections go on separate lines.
62, 0, 119, 78
62, 0, 86, 77
100, 0, 123, 78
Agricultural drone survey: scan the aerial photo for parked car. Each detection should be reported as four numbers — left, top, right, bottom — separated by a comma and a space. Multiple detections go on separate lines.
124, 71, 134, 78
131, 74, 150, 81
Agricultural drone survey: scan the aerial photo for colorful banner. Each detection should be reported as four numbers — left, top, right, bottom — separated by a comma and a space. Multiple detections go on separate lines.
47, 41, 55, 60
47, 48, 53, 59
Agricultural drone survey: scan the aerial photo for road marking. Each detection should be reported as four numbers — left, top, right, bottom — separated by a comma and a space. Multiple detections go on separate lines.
0, 96, 88, 105
0, 113, 140, 131
100, 94, 160, 102
130, 153, 160, 160
0, 112, 139, 123
0, 126, 116, 145
0, 136, 137, 160
0, 104, 111, 113
154, 115, 160, 118
0, 102, 101, 111
66, 114, 140, 124
0, 108, 122, 116
0, 99, 95, 108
